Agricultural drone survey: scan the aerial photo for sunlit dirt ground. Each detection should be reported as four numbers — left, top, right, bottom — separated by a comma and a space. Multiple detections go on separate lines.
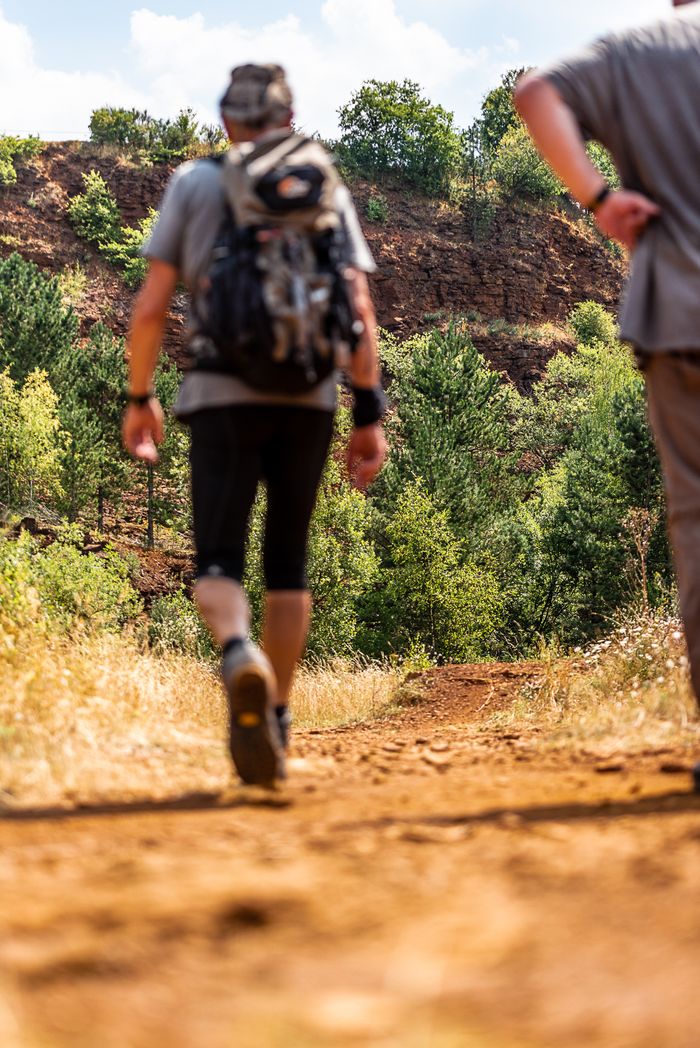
1, 663, 699, 1048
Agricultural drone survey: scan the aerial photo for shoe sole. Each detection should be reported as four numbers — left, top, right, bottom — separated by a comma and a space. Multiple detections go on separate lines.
227, 665, 281, 787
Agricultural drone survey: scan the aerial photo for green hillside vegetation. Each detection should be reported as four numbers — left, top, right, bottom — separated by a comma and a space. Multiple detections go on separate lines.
46, 74, 619, 292
88, 106, 226, 163
67, 171, 157, 287
0, 136, 43, 186
0, 250, 669, 665
335, 72, 619, 239
0, 72, 652, 670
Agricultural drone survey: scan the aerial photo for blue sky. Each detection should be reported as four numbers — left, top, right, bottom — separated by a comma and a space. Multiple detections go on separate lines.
0, 0, 671, 139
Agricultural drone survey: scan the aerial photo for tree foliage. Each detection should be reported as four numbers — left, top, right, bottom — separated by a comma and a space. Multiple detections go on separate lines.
492, 124, 563, 202
365, 482, 505, 661
337, 79, 461, 195
0, 136, 43, 186
67, 172, 156, 287
55, 324, 129, 523
0, 530, 142, 633
89, 107, 225, 162
0, 369, 64, 508
379, 322, 520, 544
479, 69, 526, 156
0, 253, 78, 382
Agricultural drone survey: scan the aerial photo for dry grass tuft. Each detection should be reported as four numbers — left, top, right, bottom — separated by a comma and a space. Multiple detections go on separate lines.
0, 630, 400, 809
490, 614, 700, 755
291, 657, 401, 730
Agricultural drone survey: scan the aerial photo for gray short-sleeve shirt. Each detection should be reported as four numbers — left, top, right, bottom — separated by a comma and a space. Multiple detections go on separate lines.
541, 6, 700, 352
144, 143, 376, 415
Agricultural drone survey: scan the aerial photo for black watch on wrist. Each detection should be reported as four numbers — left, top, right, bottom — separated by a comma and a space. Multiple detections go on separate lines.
588, 184, 611, 212
126, 391, 153, 407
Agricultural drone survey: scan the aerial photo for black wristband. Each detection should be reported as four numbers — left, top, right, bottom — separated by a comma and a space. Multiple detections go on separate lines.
351, 385, 387, 428
126, 391, 153, 407
588, 185, 611, 212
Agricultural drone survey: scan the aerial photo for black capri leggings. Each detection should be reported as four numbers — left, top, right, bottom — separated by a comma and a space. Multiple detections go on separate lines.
187, 405, 335, 590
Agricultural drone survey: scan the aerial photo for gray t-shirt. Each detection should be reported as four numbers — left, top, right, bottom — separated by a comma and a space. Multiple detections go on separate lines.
542, 6, 700, 352
144, 144, 376, 415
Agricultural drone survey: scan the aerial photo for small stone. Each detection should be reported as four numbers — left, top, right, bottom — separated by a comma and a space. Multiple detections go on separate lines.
659, 762, 690, 775
499, 812, 524, 829
430, 740, 450, 753
595, 763, 626, 774
422, 751, 451, 770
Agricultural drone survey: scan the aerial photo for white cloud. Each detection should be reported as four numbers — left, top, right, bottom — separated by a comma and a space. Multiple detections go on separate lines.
127, 1, 489, 137
0, 0, 676, 140
0, 7, 149, 137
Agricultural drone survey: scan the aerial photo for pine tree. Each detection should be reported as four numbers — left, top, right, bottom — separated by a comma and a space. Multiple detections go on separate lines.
378, 322, 520, 551
0, 253, 78, 382
54, 324, 129, 525
0, 369, 64, 509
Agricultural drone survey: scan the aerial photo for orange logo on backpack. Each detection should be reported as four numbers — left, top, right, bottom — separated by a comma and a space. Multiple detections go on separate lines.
278, 175, 312, 199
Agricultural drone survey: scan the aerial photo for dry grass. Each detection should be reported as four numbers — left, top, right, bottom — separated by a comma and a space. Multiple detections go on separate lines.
291, 657, 402, 730
489, 614, 700, 756
0, 630, 400, 809
470, 317, 572, 346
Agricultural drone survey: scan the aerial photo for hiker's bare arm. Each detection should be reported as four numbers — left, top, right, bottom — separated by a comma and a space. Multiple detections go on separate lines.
122, 259, 178, 463
346, 269, 380, 388
515, 74, 659, 250
344, 268, 387, 490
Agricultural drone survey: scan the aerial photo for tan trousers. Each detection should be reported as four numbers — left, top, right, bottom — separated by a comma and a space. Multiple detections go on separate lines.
644, 352, 700, 703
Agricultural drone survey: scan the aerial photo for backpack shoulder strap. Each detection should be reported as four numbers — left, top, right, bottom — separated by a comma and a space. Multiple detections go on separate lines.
241, 132, 307, 170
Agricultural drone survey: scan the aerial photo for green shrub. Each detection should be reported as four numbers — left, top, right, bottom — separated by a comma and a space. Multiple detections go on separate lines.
516, 331, 669, 643
56, 323, 129, 525
366, 193, 388, 223
58, 262, 88, 306
67, 171, 121, 246
0, 532, 36, 629
586, 142, 621, 191
377, 322, 521, 544
492, 124, 563, 202
67, 172, 156, 287
0, 136, 43, 186
368, 482, 505, 661
32, 541, 142, 630
337, 79, 461, 196
568, 300, 618, 347
89, 106, 225, 163
89, 108, 152, 151
0, 531, 142, 633
149, 589, 214, 659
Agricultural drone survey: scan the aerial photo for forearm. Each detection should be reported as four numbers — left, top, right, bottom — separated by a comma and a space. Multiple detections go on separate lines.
347, 270, 380, 389
126, 259, 179, 395
127, 313, 166, 395
515, 75, 605, 207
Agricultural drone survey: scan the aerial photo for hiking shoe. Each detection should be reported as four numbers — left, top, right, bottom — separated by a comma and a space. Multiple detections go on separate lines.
222, 643, 284, 786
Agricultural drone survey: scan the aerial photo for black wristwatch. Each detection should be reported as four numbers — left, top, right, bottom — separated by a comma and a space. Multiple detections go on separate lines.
126, 391, 154, 407
588, 184, 611, 212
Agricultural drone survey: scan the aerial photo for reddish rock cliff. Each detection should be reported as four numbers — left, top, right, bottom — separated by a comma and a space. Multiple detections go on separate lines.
0, 144, 625, 389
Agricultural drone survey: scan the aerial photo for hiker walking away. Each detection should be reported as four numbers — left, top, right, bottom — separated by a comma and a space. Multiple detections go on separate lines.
122, 64, 386, 787
515, 1, 700, 785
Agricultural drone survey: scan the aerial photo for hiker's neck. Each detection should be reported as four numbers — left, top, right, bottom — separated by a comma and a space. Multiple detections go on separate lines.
223, 117, 293, 145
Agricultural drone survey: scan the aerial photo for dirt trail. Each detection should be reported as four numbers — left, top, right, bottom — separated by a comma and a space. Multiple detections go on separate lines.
1, 664, 700, 1048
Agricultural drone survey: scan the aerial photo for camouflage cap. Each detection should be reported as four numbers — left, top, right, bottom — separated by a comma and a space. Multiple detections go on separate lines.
219, 63, 293, 126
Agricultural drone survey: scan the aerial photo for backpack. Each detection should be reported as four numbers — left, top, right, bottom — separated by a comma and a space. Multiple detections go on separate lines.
189, 131, 362, 392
